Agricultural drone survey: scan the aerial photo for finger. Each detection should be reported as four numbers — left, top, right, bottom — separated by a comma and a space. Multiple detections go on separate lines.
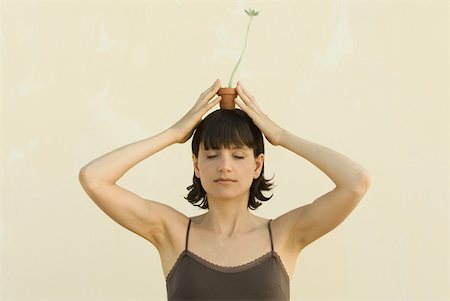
206, 79, 221, 95
236, 84, 261, 112
236, 83, 249, 99
237, 83, 256, 102
235, 97, 251, 114
198, 79, 221, 104
236, 84, 253, 106
194, 79, 219, 108
205, 96, 221, 111
236, 97, 259, 122
235, 96, 246, 109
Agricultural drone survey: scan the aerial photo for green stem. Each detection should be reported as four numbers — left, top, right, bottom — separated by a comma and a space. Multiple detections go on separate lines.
227, 16, 254, 88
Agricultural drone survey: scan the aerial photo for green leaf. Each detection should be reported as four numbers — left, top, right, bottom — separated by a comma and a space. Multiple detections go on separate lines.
245, 8, 259, 17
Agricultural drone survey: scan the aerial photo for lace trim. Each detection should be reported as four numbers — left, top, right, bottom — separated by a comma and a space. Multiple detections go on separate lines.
186, 250, 274, 273
271, 251, 291, 284
166, 250, 291, 283
166, 250, 187, 282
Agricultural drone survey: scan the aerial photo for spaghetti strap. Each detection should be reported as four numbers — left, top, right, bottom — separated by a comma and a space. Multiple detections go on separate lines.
185, 218, 192, 251
268, 219, 275, 255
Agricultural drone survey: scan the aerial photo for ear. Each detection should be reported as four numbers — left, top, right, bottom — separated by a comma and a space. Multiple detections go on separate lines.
253, 153, 264, 179
192, 154, 200, 178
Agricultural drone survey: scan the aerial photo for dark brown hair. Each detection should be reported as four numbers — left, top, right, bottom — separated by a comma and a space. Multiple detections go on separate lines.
185, 109, 273, 210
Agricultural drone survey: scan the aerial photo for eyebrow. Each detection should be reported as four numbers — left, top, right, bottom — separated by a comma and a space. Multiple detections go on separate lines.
206, 146, 248, 150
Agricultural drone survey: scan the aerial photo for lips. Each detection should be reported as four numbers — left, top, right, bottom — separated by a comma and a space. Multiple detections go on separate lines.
214, 178, 237, 183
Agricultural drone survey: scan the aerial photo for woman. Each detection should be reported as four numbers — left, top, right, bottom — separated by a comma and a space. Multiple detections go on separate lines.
79, 79, 371, 300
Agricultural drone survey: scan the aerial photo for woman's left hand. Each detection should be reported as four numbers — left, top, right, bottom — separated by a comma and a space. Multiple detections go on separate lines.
235, 82, 285, 146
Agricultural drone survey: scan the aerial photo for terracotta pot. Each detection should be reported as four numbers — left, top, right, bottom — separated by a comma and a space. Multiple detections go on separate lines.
217, 87, 237, 110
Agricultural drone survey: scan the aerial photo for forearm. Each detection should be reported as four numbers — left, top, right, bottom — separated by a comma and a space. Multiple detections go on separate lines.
79, 127, 178, 185
279, 130, 370, 193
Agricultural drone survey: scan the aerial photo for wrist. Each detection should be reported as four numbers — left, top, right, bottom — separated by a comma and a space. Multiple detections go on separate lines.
164, 126, 183, 144
276, 128, 290, 147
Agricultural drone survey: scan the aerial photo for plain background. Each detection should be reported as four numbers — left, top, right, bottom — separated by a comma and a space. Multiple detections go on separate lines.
1, 0, 449, 300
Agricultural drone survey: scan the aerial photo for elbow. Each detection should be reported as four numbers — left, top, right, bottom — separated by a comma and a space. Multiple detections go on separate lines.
78, 166, 100, 191
78, 167, 87, 185
353, 169, 371, 196
338, 168, 371, 196
78, 166, 90, 189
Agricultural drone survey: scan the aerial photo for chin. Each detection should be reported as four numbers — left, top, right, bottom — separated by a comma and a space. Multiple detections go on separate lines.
207, 191, 249, 203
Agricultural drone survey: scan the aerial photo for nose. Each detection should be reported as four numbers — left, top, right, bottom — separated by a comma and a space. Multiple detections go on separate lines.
217, 154, 232, 172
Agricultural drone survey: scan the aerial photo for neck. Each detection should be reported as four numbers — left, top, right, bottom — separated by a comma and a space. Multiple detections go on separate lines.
203, 195, 255, 237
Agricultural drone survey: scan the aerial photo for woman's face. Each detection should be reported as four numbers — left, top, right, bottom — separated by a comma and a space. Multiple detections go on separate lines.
193, 144, 264, 202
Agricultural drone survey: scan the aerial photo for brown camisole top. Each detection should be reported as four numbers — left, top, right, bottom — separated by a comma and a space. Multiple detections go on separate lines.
166, 219, 290, 300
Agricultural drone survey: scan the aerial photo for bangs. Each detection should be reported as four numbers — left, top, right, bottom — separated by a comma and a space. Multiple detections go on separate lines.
202, 116, 254, 150
192, 109, 263, 156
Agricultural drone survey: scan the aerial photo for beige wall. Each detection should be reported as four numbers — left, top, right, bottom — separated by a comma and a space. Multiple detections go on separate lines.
1, 0, 448, 300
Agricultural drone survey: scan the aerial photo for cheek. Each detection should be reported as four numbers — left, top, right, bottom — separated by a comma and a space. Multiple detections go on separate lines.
240, 164, 258, 181
197, 161, 214, 178
243, 177, 254, 189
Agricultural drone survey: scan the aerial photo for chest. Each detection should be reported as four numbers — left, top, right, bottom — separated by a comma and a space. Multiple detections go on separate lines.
188, 231, 271, 266
167, 252, 290, 300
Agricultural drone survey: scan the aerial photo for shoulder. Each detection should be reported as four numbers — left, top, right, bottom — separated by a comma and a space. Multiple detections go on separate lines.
189, 213, 208, 223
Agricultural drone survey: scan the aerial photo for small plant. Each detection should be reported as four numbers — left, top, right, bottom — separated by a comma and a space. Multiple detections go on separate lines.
227, 8, 259, 88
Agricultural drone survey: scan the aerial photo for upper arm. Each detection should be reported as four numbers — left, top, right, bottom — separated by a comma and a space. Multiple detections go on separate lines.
79, 168, 186, 247
275, 177, 370, 251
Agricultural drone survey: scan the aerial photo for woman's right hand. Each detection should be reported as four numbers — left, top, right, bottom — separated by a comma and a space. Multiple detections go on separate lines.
170, 79, 222, 144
